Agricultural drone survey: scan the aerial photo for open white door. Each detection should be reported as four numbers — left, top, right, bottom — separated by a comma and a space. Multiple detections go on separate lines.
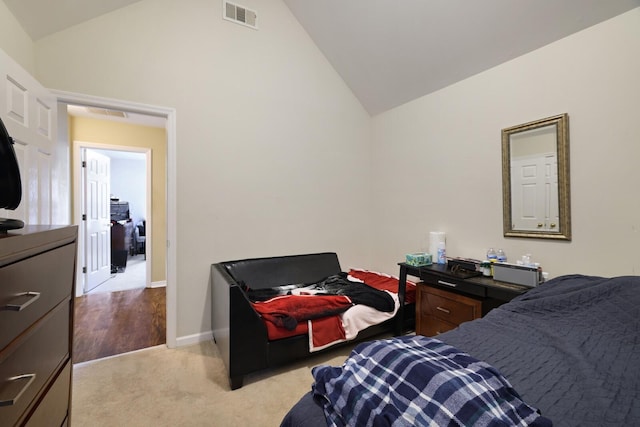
83, 148, 111, 292
0, 48, 57, 225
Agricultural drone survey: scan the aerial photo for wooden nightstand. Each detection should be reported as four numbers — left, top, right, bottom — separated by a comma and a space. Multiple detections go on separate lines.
398, 262, 530, 337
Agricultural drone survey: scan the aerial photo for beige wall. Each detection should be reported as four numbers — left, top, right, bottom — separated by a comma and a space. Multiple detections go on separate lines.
70, 116, 167, 283
0, 2, 35, 73
5, 1, 638, 341
370, 8, 640, 278
34, 0, 372, 339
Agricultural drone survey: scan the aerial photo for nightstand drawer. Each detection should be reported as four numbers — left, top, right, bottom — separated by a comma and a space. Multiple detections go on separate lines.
424, 292, 480, 324
420, 315, 458, 336
415, 283, 482, 337
420, 273, 486, 298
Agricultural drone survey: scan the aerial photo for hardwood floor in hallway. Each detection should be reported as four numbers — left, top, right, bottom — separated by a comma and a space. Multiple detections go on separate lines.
73, 287, 166, 363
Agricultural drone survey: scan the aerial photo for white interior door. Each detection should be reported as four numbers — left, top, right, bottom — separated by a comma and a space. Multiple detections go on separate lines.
83, 149, 111, 292
0, 48, 56, 224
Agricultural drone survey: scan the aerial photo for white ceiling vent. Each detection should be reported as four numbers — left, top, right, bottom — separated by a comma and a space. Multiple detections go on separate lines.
223, 1, 258, 30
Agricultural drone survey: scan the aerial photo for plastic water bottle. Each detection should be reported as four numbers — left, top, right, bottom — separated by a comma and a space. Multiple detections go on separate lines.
496, 249, 507, 262
437, 242, 446, 264
486, 248, 497, 261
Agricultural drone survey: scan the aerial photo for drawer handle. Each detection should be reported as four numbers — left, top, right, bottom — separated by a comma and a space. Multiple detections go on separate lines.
0, 373, 36, 407
2, 292, 41, 312
436, 306, 451, 314
437, 280, 457, 288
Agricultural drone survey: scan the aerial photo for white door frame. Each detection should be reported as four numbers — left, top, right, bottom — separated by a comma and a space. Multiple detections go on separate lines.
54, 90, 177, 349
75, 144, 150, 293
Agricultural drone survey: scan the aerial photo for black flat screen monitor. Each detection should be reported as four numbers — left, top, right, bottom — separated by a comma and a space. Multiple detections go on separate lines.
0, 115, 24, 232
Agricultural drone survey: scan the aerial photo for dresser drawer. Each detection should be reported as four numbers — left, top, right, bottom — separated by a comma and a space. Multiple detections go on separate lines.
24, 361, 71, 427
0, 301, 70, 426
0, 243, 75, 350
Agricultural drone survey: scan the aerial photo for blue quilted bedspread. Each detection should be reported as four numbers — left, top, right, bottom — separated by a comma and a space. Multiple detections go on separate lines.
439, 274, 640, 427
312, 335, 552, 427
283, 274, 640, 427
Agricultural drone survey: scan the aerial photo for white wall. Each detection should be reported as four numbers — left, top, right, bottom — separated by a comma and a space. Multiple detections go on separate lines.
370, 8, 640, 278
33, 0, 372, 339
0, 2, 35, 73
109, 155, 146, 226
6, 1, 638, 342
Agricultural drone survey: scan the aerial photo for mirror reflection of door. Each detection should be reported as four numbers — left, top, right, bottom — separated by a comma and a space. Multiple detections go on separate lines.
83, 148, 111, 292
509, 125, 558, 231
511, 153, 557, 231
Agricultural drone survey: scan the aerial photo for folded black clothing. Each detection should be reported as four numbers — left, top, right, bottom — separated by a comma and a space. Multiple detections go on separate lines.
244, 273, 396, 312
304, 274, 396, 312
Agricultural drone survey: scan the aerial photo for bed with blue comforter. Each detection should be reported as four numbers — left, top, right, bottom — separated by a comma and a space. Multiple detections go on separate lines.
280, 274, 640, 426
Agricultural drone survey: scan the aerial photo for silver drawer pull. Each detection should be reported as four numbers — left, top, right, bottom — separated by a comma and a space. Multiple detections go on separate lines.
436, 306, 451, 314
2, 292, 41, 312
437, 280, 457, 288
0, 374, 36, 407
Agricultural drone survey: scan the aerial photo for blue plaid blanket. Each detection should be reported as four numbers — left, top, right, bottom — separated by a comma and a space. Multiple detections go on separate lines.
312, 336, 551, 427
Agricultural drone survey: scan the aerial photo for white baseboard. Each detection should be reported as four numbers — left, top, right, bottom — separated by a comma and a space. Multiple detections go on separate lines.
74, 344, 167, 366
175, 330, 213, 347
149, 280, 167, 288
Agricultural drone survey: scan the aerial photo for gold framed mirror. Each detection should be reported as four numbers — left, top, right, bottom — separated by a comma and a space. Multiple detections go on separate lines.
502, 113, 571, 240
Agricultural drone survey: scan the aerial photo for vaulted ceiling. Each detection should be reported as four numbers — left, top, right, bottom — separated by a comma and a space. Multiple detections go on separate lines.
4, 0, 639, 115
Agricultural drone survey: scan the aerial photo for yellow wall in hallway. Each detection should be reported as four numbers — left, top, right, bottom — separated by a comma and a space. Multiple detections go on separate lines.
70, 115, 167, 283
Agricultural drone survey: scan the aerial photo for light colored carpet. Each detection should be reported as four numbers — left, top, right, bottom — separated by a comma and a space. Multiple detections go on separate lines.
71, 339, 353, 426
87, 254, 147, 294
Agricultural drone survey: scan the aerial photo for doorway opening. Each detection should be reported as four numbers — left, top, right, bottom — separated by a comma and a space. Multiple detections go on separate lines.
70, 109, 164, 362
68, 104, 161, 298
53, 91, 177, 362
82, 147, 149, 295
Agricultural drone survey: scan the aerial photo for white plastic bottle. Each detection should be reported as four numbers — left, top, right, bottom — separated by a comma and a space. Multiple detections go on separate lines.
437, 242, 446, 264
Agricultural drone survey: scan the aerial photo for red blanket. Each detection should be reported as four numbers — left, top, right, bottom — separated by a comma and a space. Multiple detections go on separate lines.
252, 294, 352, 330
252, 269, 415, 350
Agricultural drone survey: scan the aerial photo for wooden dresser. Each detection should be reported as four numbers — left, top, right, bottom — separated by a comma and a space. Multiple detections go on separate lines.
0, 225, 78, 427
399, 263, 530, 337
